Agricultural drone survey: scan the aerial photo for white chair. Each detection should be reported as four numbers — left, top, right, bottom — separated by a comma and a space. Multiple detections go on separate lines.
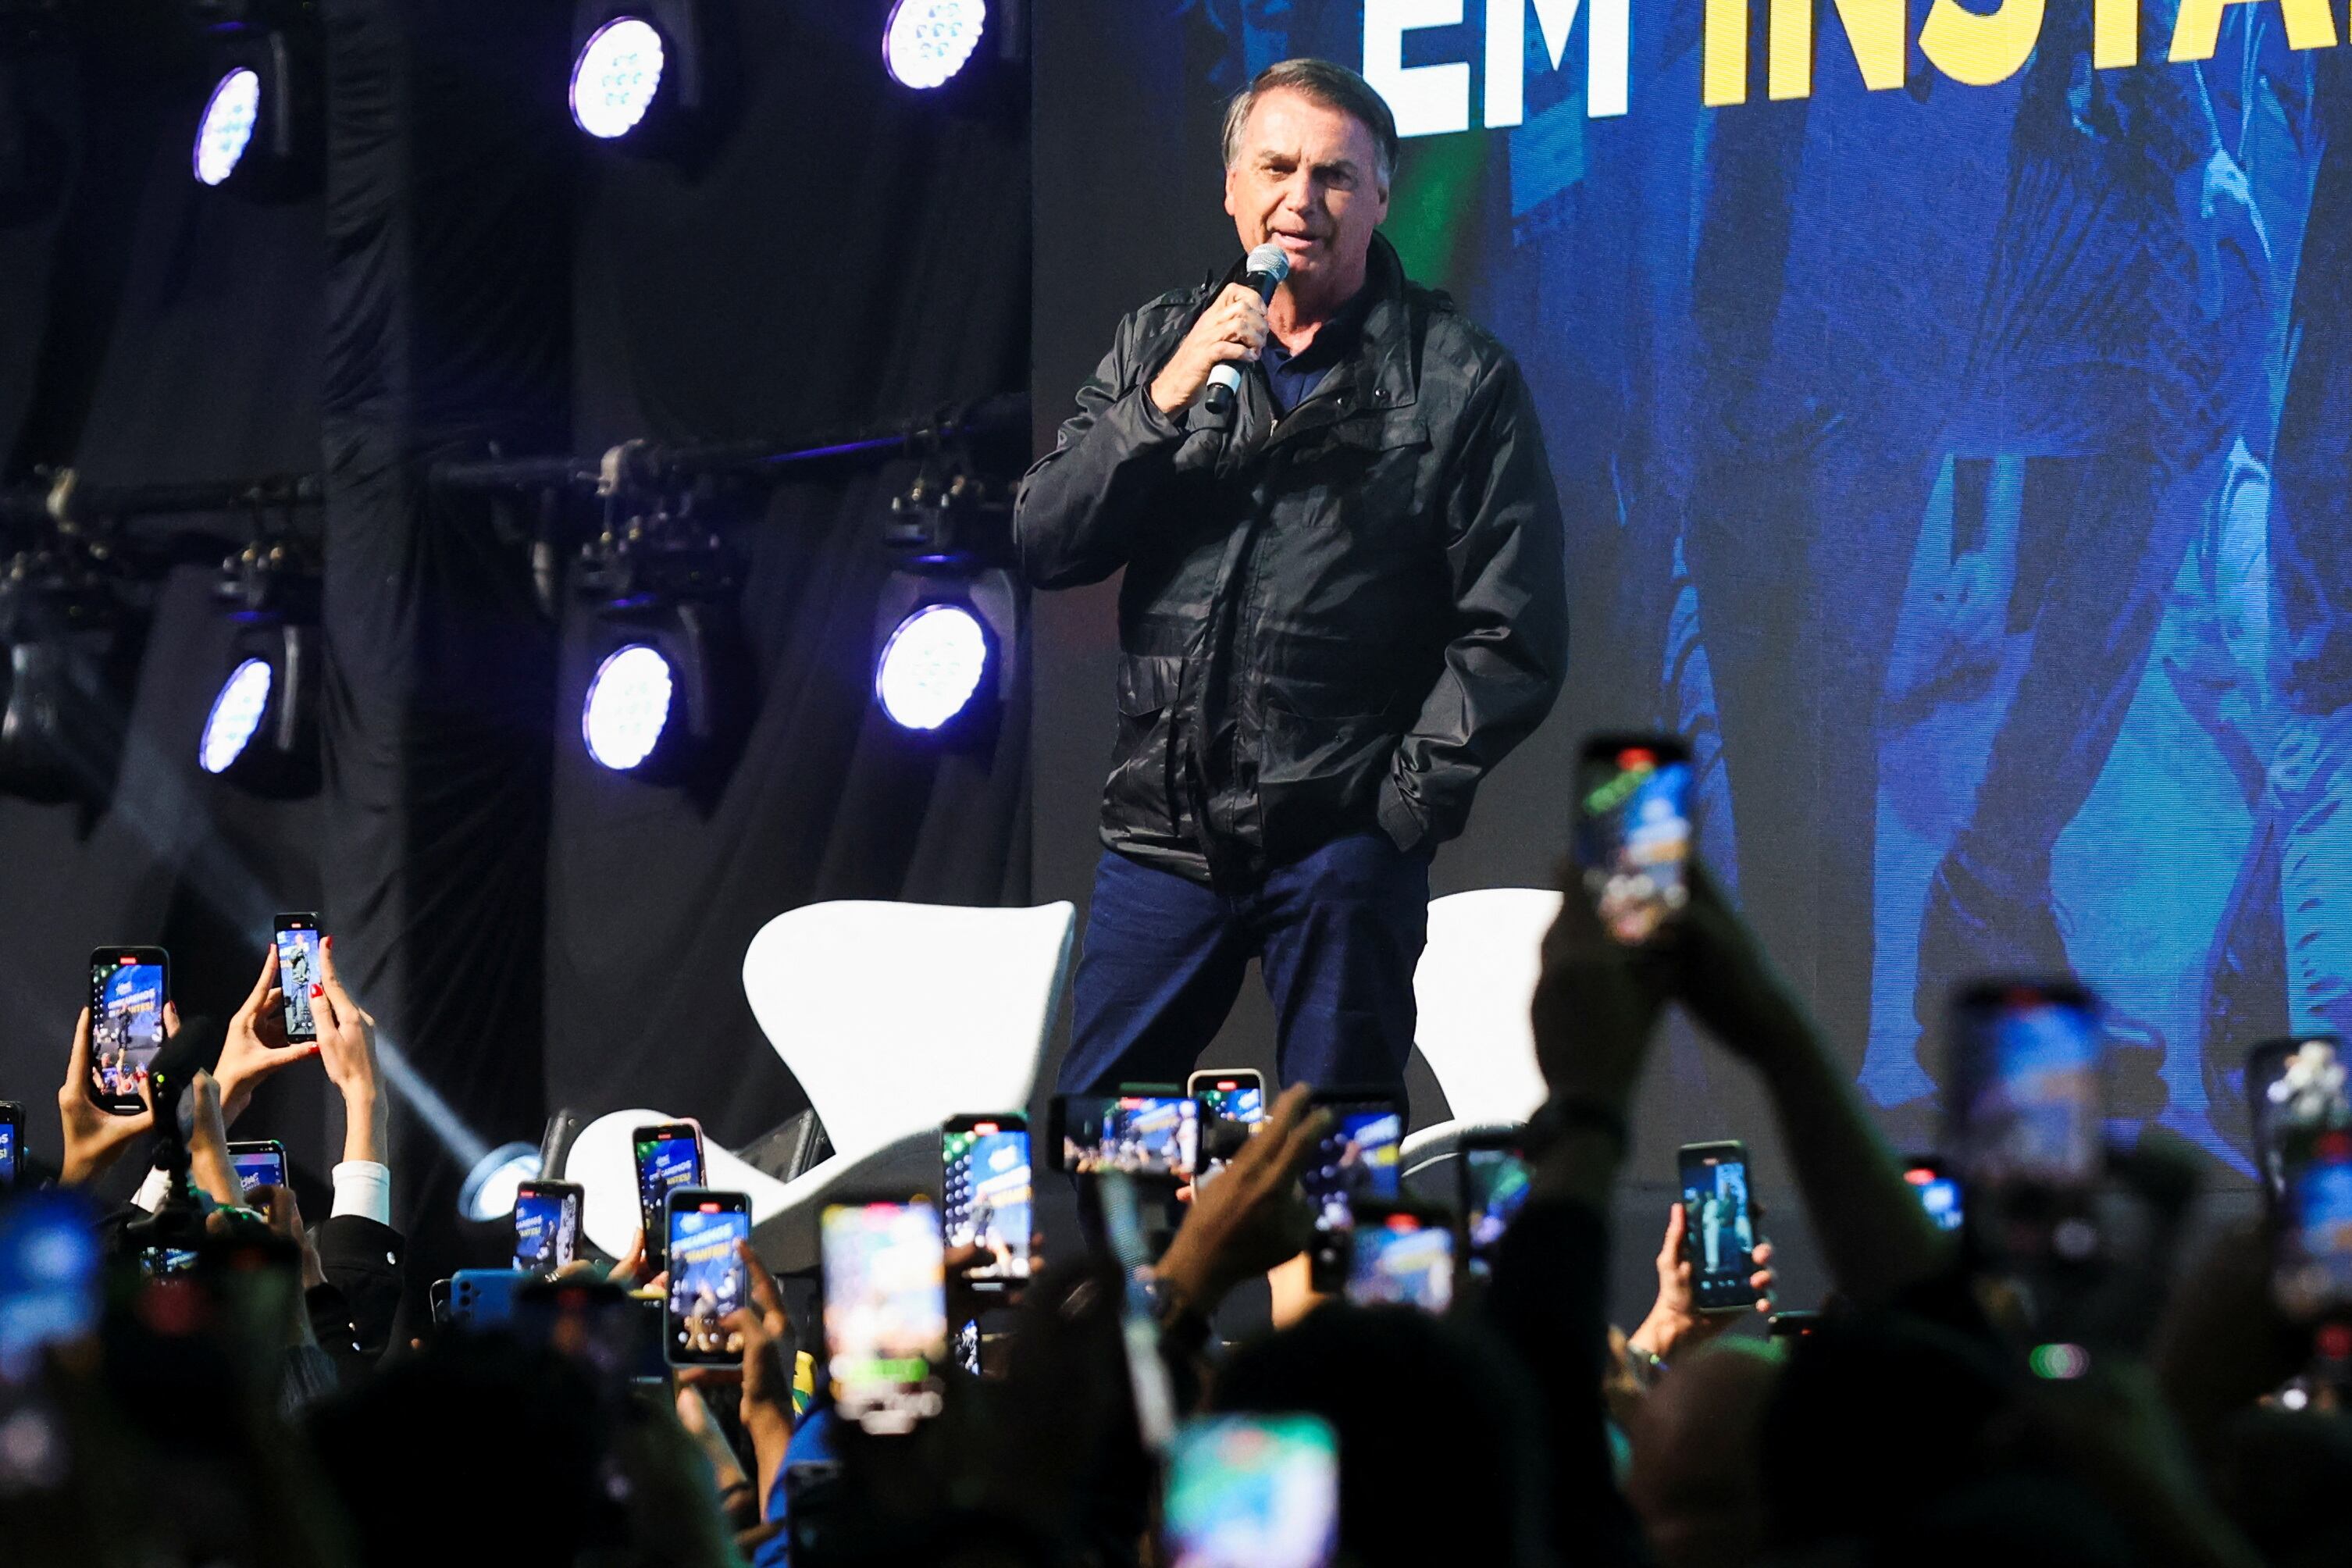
565, 1108, 794, 1259
1400, 889, 1560, 1176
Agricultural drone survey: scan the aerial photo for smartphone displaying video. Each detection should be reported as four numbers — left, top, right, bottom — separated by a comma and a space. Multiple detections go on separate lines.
1767, 1310, 1821, 1342
1948, 980, 2105, 1192
1575, 735, 1694, 946
1163, 1413, 1341, 1568
941, 1114, 1032, 1288
0, 1102, 21, 1192
1678, 1140, 1762, 1313
87, 947, 169, 1116
1050, 1094, 1199, 1178
228, 1139, 288, 1195
2249, 1037, 2348, 1203
0, 1190, 102, 1382
1345, 1204, 1454, 1312
514, 1178, 584, 1274
1303, 1094, 1403, 1288
274, 914, 323, 1044
1459, 1134, 1532, 1281
2275, 1128, 2352, 1321
819, 1197, 948, 1435
516, 1277, 667, 1387
1902, 1156, 1964, 1233
665, 1188, 750, 1367
1189, 1069, 1266, 1128
634, 1121, 706, 1268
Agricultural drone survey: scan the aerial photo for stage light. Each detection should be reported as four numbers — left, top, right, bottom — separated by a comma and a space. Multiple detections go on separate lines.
198, 657, 272, 773
583, 642, 677, 771
193, 67, 260, 186
458, 1141, 541, 1223
570, 16, 665, 139
883, 0, 987, 90
876, 603, 990, 732
0, 547, 126, 807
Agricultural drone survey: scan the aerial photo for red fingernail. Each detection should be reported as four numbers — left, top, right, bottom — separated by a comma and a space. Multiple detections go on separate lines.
311, 985, 323, 998
323, 935, 333, 950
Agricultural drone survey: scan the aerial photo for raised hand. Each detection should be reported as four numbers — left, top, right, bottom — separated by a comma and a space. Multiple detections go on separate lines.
1153, 1082, 1327, 1316
1627, 1202, 1776, 1365
314, 935, 389, 1166
216, 944, 321, 1128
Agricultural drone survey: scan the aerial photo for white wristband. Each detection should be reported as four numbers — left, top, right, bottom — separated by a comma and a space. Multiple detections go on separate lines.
330, 1160, 392, 1225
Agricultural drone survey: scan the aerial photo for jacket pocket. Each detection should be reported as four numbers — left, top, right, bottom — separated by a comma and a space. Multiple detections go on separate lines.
1106, 653, 1184, 842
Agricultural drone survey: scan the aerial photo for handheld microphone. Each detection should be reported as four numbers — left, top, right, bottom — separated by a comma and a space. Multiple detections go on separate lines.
1201, 242, 1291, 419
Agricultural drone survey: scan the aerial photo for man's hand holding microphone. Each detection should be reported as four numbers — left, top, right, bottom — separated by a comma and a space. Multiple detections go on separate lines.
1149, 243, 1288, 419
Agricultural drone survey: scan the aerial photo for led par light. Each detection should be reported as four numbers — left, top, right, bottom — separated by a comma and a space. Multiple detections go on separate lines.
185, 3, 319, 199
570, 1, 728, 157
579, 602, 743, 782
872, 567, 1017, 739
197, 622, 319, 796
883, 0, 988, 90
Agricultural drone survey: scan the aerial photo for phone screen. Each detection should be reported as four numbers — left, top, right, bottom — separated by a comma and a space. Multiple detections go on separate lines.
942, 1121, 1032, 1285
1345, 1211, 1454, 1311
1679, 1145, 1760, 1310
635, 1126, 705, 1252
2253, 1039, 2349, 1199
1164, 1414, 1341, 1568
1951, 985, 2105, 1188
1059, 1096, 1199, 1178
230, 1147, 287, 1194
275, 921, 323, 1044
1461, 1144, 1532, 1279
1303, 1103, 1403, 1248
90, 954, 167, 1105
1904, 1164, 1964, 1232
1576, 740, 1694, 945
820, 1199, 948, 1434
0, 1191, 102, 1383
515, 1184, 582, 1274
666, 1194, 750, 1364
0, 1110, 19, 1190
1193, 1078, 1266, 1127
2277, 1129, 2352, 1320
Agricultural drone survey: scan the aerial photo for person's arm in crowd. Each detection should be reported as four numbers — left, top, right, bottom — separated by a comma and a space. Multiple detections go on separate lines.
57, 1007, 156, 1189
1672, 867, 1954, 1308
212, 945, 321, 1128
682, 1239, 798, 1516
184, 1070, 244, 1209
303, 937, 404, 1360
1149, 1085, 1326, 1341
1623, 1201, 1776, 1374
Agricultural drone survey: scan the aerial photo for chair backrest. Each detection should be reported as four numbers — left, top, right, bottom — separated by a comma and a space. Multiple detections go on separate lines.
1413, 888, 1559, 1125
741, 900, 1077, 1167
561, 1108, 795, 1260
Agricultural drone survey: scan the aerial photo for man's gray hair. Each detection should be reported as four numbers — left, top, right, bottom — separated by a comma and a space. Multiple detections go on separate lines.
1220, 58, 1399, 191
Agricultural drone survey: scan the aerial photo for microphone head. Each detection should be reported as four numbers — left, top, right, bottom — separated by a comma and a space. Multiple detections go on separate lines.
1245, 242, 1291, 283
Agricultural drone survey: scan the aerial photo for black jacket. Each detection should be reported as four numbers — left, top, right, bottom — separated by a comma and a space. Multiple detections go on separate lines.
1017, 235, 1568, 884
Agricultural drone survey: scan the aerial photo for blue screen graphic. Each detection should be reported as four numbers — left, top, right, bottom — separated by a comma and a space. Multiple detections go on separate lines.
943, 1127, 1032, 1281
636, 1131, 704, 1225
0, 1120, 15, 1186
230, 1149, 285, 1193
276, 926, 323, 1038
91, 960, 165, 1097
1303, 1107, 1401, 1238
668, 1203, 749, 1356
514, 1188, 579, 1272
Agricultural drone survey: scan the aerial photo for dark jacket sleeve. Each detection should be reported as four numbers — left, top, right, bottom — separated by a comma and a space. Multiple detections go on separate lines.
1377, 354, 1570, 852
312, 1214, 405, 1362
1014, 307, 1192, 589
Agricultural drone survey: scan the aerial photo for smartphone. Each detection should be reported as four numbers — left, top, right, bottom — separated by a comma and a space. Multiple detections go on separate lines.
515, 1276, 667, 1386
1678, 1140, 1762, 1313
665, 1188, 751, 1367
1303, 1092, 1405, 1290
1345, 1203, 1455, 1312
819, 1196, 948, 1434
513, 1178, 585, 1274
227, 1139, 288, 1195
0, 1102, 21, 1192
1902, 1156, 1964, 1233
1049, 1093, 1199, 1179
273, 914, 323, 1044
0, 1190, 102, 1383
449, 1268, 532, 1328
87, 946, 169, 1116
1767, 1310, 1822, 1342
1574, 735, 1694, 946
633, 1121, 707, 1270
1948, 979, 2106, 1192
2275, 1128, 2352, 1321
1163, 1413, 1341, 1568
2248, 1037, 2348, 1203
1189, 1069, 1267, 1128
1458, 1132, 1533, 1281
940, 1114, 1032, 1289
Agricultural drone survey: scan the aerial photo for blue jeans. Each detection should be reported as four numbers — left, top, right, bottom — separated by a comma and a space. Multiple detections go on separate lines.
1058, 833, 1431, 1095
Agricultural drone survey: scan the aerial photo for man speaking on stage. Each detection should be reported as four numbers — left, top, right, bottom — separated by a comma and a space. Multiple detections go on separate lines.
1017, 58, 1568, 1096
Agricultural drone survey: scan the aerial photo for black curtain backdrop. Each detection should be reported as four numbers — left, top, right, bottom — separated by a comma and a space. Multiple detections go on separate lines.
553, 0, 1030, 1146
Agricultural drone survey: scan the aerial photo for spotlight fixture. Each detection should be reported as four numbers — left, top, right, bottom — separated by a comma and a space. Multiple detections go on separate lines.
458, 1141, 541, 1223
871, 568, 1017, 739
192, 66, 260, 185
574, 489, 747, 783
184, 3, 319, 199
569, 2, 728, 156
569, 16, 665, 140
202, 534, 320, 797
583, 641, 676, 772
882, 0, 988, 90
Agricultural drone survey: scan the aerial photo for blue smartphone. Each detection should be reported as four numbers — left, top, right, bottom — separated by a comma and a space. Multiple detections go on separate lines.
228, 1140, 288, 1195
634, 1121, 706, 1270
448, 1268, 533, 1329
1345, 1205, 1455, 1312
665, 1188, 751, 1367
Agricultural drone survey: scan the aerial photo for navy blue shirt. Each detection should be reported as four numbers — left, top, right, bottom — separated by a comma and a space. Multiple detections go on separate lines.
1259, 283, 1373, 419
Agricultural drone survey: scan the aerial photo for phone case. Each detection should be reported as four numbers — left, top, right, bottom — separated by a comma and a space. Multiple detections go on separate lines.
449, 1268, 532, 1328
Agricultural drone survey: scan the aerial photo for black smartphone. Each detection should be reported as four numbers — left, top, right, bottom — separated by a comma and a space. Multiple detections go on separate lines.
664, 1187, 751, 1367
2275, 1128, 2352, 1323
87, 946, 169, 1117
940, 1114, 1032, 1290
1902, 1156, 1964, 1234
634, 1121, 706, 1270
227, 1139, 288, 1196
1767, 1310, 1822, 1342
1303, 1092, 1405, 1291
1574, 735, 1695, 946
1188, 1068, 1267, 1128
1345, 1203, 1455, 1311
515, 1276, 668, 1387
1458, 1131, 1533, 1281
1048, 1093, 1199, 1179
1948, 979, 2105, 1193
1678, 1140, 1762, 1313
2248, 1037, 2347, 1203
514, 1178, 585, 1274
273, 913, 323, 1044
0, 1101, 21, 1192
820, 1196, 948, 1434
